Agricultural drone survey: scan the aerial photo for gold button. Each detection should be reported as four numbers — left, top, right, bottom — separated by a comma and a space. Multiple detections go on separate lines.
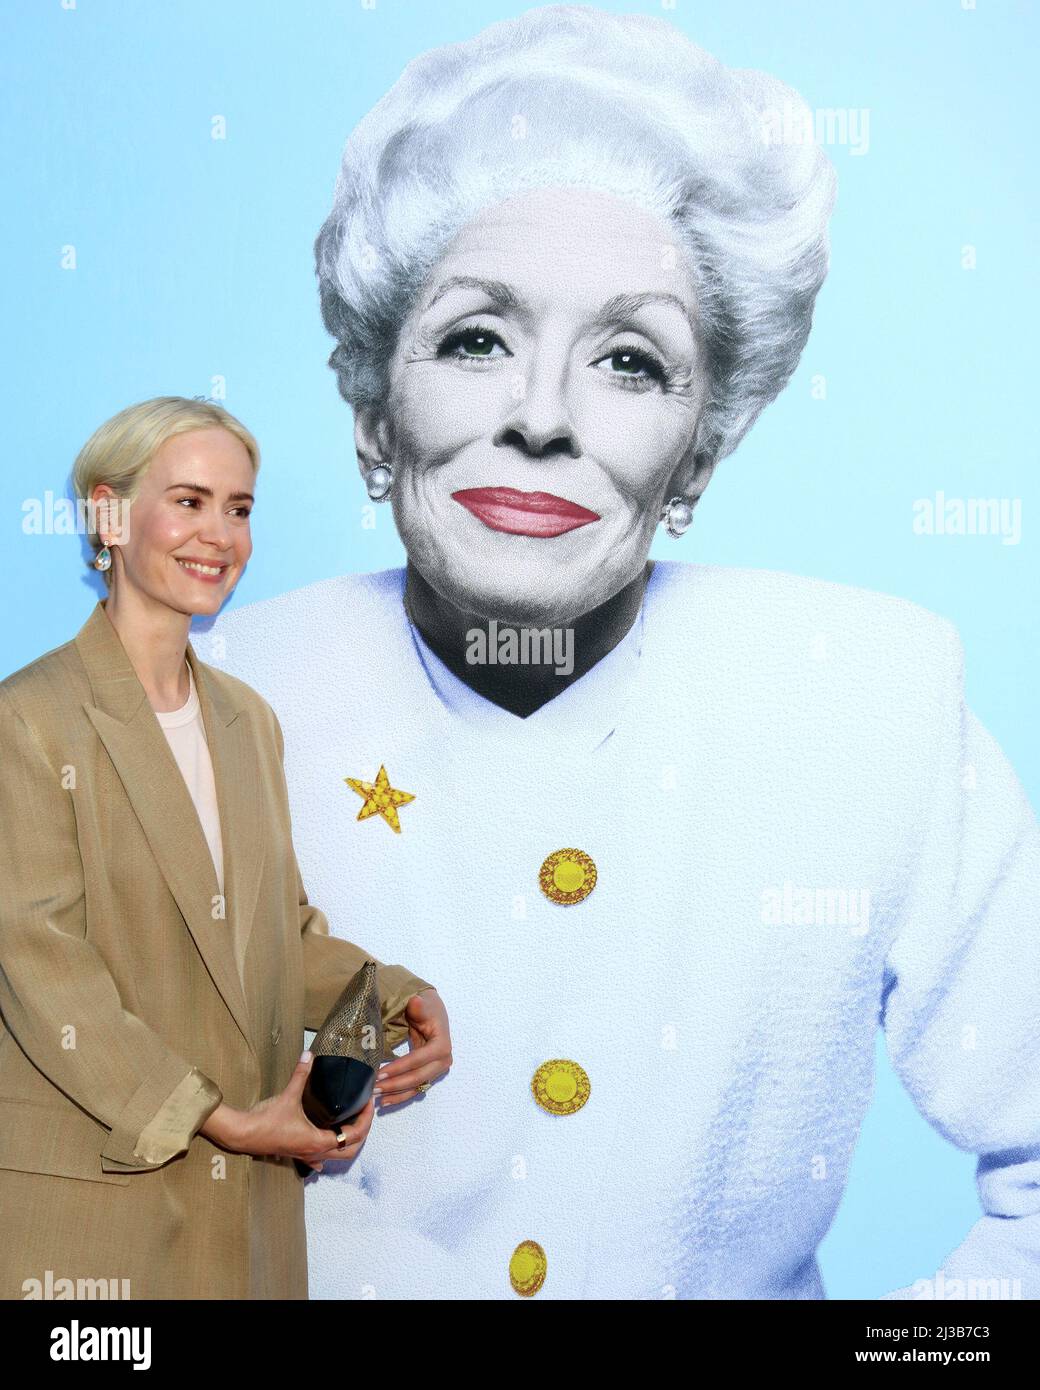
531, 1059, 591, 1116
538, 848, 597, 905
509, 1240, 547, 1297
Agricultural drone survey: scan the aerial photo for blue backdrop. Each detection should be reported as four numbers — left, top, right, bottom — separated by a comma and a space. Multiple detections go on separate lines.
4, 0, 1037, 1299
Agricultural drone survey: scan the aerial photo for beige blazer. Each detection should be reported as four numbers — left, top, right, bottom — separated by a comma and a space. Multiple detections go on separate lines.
0, 600, 433, 1300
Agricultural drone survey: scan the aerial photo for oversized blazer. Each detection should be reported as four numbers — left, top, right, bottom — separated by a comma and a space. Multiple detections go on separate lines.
0, 599, 433, 1300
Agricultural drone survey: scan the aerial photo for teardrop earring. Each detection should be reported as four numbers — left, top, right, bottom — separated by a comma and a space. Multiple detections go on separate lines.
93, 545, 112, 572
365, 466, 393, 502
661, 496, 694, 539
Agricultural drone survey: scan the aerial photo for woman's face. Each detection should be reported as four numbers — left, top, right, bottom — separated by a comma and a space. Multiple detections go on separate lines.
97, 427, 254, 618
366, 185, 713, 625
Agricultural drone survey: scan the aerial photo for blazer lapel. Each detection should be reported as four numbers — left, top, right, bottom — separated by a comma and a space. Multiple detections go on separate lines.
75, 602, 259, 1058
187, 637, 265, 1015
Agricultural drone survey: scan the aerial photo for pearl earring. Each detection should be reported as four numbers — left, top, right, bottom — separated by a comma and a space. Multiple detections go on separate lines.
93, 545, 112, 572
661, 496, 694, 539
365, 466, 393, 502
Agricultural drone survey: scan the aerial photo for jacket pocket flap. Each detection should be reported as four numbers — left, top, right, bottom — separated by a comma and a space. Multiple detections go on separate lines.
0, 1099, 131, 1186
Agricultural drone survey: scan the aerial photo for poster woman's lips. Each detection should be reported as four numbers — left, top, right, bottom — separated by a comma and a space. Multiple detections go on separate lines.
452, 487, 601, 538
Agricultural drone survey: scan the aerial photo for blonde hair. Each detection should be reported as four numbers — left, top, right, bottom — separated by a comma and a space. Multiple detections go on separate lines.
72, 396, 260, 586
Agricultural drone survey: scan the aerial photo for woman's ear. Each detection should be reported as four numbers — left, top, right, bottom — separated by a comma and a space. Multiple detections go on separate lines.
666, 447, 717, 509
353, 405, 393, 478
90, 483, 126, 546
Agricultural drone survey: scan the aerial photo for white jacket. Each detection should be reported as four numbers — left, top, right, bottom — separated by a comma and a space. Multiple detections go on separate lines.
210, 561, 1040, 1299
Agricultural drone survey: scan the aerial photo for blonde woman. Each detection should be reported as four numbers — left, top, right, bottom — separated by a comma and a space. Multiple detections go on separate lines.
0, 396, 451, 1300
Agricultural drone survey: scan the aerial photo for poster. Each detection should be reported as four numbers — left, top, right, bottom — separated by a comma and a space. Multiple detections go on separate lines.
3, 0, 1036, 1358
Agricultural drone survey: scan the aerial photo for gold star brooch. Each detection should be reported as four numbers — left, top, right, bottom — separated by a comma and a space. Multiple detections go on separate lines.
344, 764, 415, 834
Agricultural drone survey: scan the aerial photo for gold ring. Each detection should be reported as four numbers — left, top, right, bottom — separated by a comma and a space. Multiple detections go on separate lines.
335, 1127, 347, 1147
416, 1082, 431, 1094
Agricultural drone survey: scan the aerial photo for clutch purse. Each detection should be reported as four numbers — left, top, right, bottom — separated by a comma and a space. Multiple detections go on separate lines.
293, 959, 383, 1176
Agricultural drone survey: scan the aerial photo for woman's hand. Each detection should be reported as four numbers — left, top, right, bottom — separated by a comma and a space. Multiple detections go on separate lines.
200, 1054, 374, 1171
374, 987, 453, 1108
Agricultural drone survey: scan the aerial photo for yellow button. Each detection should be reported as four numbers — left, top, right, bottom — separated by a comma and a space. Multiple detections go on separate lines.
509, 1240, 547, 1297
531, 1058, 591, 1116
539, 848, 597, 905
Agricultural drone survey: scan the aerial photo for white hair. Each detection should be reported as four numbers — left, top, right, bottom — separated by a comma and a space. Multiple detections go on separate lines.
315, 3, 837, 463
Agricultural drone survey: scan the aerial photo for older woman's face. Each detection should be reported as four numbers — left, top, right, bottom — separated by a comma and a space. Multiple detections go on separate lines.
374, 185, 711, 624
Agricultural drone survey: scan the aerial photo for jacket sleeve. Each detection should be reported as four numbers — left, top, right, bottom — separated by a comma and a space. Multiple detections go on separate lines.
266, 707, 435, 1056
0, 689, 223, 1172
878, 622, 1040, 1299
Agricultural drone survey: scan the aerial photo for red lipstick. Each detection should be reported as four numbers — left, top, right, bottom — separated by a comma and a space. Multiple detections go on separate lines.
452, 487, 600, 538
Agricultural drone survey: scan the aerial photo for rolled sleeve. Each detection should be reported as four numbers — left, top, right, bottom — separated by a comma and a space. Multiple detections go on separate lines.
100, 1066, 223, 1172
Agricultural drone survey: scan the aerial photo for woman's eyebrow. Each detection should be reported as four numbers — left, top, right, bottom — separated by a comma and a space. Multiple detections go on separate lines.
589, 291, 697, 336
424, 276, 695, 336
425, 275, 521, 313
165, 482, 255, 503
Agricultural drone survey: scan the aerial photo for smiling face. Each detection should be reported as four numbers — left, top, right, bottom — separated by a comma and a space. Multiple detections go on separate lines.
358, 185, 714, 625
95, 427, 255, 619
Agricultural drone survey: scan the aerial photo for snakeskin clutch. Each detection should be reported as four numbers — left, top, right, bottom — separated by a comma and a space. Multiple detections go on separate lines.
300, 959, 383, 1132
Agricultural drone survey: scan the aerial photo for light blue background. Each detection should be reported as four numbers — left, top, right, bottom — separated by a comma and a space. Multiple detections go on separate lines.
3, 0, 1037, 1299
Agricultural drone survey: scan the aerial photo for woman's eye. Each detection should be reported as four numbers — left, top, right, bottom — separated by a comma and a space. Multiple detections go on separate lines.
595, 346, 667, 387
437, 325, 508, 361
176, 496, 200, 507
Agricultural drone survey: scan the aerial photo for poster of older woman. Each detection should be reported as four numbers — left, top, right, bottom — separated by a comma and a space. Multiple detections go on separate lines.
4, 0, 1038, 1321
210, 5, 1040, 1301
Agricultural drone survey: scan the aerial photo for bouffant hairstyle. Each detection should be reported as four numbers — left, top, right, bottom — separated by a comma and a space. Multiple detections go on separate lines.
314, 4, 836, 464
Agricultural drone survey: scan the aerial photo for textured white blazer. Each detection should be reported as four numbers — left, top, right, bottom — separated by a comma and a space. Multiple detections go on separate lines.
210, 561, 1040, 1300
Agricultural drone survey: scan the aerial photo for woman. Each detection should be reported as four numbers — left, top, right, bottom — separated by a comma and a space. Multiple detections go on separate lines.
214, 6, 1040, 1299
0, 396, 451, 1300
